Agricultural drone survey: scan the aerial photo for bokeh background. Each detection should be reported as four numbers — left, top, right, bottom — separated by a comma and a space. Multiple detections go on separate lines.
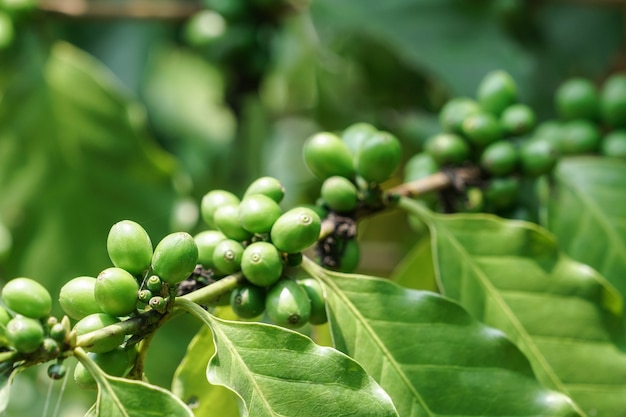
0, 0, 625, 415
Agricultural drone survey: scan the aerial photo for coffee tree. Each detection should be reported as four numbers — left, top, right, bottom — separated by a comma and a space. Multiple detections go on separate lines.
2, 1, 626, 417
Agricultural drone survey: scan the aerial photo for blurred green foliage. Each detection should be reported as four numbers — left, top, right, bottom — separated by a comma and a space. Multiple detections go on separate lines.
0, 0, 624, 414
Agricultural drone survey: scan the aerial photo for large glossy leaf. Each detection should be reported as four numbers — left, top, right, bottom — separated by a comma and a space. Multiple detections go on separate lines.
547, 157, 626, 300
83, 376, 194, 417
0, 41, 176, 297
401, 197, 626, 417
391, 235, 437, 292
75, 348, 193, 417
171, 326, 240, 417
300, 258, 580, 417
175, 298, 398, 417
310, 0, 533, 97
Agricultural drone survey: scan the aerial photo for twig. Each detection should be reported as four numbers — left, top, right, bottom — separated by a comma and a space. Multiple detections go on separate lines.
385, 166, 481, 199
38, 0, 203, 20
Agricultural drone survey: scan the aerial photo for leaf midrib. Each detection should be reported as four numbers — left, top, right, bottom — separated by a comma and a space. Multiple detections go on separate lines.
434, 221, 592, 417
556, 166, 626, 265
304, 260, 431, 417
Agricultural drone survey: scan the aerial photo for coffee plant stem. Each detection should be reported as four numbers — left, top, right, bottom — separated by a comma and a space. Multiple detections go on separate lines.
386, 166, 481, 199
38, 0, 202, 20
178, 273, 245, 306
0, 350, 17, 364
76, 311, 161, 351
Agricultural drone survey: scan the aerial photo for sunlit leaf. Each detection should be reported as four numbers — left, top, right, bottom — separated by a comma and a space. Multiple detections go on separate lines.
301, 258, 580, 417
175, 298, 398, 417
0, 41, 176, 297
390, 235, 437, 291
401, 197, 626, 416
547, 157, 626, 300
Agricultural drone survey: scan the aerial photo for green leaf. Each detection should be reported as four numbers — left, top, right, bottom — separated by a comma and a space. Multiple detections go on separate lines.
390, 235, 437, 291
76, 348, 193, 417
310, 0, 533, 97
547, 157, 626, 300
142, 46, 236, 190
301, 258, 580, 417
175, 298, 398, 417
0, 365, 18, 413
171, 326, 240, 417
0, 41, 176, 297
401, 197, 626, 416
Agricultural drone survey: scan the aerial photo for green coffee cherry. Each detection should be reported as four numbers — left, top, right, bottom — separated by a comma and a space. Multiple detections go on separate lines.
480, 141, 518, 176
106, 220, 153, 275
404, 152, 440, 181
137, 289, 153, 304
194, 230, 226, 270
533, 121, 563, 151
298, 278, 327, 325
183, 10, 227, 47
341, 122, 377, 154
601, 74, 626, 128
476, 70, 517, 115
241, 242, 283, 287
6, 315, 44, 353
460, 187, 484, 213
320, 176, 359, 213
484, 177, 520, 211
200, 190, 240, 228
213, 204, 253, 241
555, 77, 599, 120
520, 139, 559, 176
243, 176, 285, 203
500, 104, 535, 135
439, 97, 481, 134
561, 120, 601, 155
1, 277, 52, 319
95, 267, 139, 317
59, 276, 104, 320
270, 207, 321, 253
0, 305, 11, 342
152, 232, 199, 284
212, 239, 244, 275
425, 133, 469, 166
354, 131, 402, 183
230, 285, 266, 319
239, 194, 282, 234
74, 348, 131, 390
601, 130, 626, 158
42, 338, 60, 355
146, 275, 162, 293
462, 112, 502, 147
149, 296, 166, 312
48, 363, 67, 380
73, 313, 124, 353
303, 132, 355, 180
265, 279, 311, 329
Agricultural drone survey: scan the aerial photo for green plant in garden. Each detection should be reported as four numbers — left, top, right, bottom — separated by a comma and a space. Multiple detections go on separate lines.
1, 67, 626, 417
3, 2, 626, 417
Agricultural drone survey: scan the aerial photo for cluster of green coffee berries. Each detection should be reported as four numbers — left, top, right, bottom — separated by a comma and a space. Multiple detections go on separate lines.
405, 70, 560, 215
0, 277, 71, 380
302, 125, 402, 271
56, 220, 199, 388
197, 177, 327, 328
534, 73, 626, 159
0, 0, 36, 50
